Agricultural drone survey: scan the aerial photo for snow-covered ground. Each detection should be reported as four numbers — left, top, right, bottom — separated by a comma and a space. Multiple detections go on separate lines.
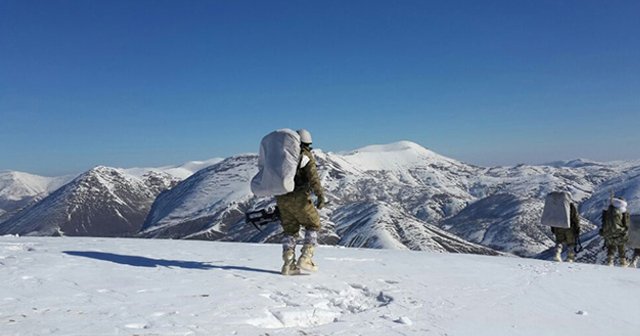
1, 236, 638, 336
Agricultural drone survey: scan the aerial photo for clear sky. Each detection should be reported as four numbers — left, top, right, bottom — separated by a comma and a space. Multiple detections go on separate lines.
1, 0, 639, 176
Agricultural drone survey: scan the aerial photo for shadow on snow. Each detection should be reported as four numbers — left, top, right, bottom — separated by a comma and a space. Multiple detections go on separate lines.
63, 251, 281, 275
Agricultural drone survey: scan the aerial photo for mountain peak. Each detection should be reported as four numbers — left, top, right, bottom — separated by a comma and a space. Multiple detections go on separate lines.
337, 140, 458, 172
0, 171, 62, 202
88, 165, 119, 173
543, 158, 603, 168
352, 141, 432, 154
0, 170, 46, 181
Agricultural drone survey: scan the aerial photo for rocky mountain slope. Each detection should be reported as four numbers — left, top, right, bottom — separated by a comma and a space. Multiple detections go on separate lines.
0, 167, 180, 236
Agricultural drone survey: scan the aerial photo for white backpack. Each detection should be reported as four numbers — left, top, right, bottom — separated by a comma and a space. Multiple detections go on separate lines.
541, 191, 572, 229
250, 129, 303, 197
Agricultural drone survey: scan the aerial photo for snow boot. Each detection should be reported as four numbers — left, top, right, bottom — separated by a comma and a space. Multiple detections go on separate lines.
632, 256, 639, 268
566, 249, 576, 263
606, 256, 615, 266
620, 257, 629, 268
281, 248, 301, 276
553, 244, 562, 262
297, 244, 318, 272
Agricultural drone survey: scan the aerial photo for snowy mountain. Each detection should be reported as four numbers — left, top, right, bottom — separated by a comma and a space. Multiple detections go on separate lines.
321, 141, 478, 223
139, 146, 496, 255
141, 155, 259, 240
0, 171, 74, 222
331, 201, 501, 255
579, 164, 640, 223
126, 158, 223, 180
142, 141, 640, 257
0, 167, 181, 237
0, 159, 222, 235
0, 159, 221, 217
1, 236, 638, 336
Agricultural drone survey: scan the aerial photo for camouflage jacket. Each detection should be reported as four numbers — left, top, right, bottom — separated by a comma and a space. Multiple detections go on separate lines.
600, 205, 630, 245
291, 146, 324, 199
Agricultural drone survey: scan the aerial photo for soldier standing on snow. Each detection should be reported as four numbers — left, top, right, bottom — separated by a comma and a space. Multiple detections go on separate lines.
276, 129, 326, 276
600, 197, 630, 266
551, 202, 581, 262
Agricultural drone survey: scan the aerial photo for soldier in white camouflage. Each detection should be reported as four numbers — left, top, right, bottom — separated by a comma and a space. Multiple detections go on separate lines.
276, 129, 325, 275
600, 197, 630, 266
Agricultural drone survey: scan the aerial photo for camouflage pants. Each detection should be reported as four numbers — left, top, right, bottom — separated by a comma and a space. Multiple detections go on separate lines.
276, 191, 321, 237
553, 227, 576, 245
603, 232, 628, 247
606, 245, 626, 259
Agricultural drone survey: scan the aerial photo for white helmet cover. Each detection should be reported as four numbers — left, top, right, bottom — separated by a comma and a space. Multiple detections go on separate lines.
612, 197, 628, 213
297, 129, 312, 144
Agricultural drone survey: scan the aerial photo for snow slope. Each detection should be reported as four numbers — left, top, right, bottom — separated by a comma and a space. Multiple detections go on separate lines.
0, 171, 70, 202
1, 236, 638, 336
332, 201, 502, 255
580, 165, 640, 223
0, 171, 74, 218
141, 155, 258, 240
126, 158, 223, 180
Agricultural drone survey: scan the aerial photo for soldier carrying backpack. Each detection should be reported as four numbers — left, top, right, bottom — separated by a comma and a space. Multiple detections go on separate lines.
250, 129, 326, 275
600, 197, 631, 266
550, 202, 581, 262
542, 191, 581, 262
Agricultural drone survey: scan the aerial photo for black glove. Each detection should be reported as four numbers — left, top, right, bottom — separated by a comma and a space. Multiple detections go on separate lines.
315, 196, 326, 210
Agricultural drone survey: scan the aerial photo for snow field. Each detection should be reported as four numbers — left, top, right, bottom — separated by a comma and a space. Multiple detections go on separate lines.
1, 236, 639, 336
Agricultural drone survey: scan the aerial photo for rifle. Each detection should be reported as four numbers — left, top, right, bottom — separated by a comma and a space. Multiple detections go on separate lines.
245, 206, 280, 232
574, 236, 584, 253
245, 199, 331, 232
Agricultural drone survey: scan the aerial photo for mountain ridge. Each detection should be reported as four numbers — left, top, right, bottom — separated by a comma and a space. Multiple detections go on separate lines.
2, 141, 639, 260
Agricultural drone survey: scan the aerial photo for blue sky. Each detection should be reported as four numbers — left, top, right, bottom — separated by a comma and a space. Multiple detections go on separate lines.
1, 0, 639, 175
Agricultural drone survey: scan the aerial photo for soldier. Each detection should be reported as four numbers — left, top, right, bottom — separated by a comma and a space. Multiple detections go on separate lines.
600, 197, 630, 266
551, 201, 581, 262
276, 129, 326, 275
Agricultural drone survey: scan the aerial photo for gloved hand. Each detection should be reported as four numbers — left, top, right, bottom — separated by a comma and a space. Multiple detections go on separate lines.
315, 196, 326, 210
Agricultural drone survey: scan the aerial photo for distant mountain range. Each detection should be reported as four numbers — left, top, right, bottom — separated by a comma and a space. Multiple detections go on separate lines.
1, 142, 639, 260
0, 171, 75, 223
0, 159, 220, 236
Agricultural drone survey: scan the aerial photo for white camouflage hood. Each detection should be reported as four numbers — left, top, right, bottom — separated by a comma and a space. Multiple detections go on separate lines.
612, 197, 628, 213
